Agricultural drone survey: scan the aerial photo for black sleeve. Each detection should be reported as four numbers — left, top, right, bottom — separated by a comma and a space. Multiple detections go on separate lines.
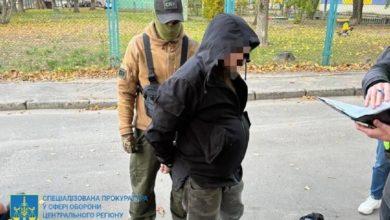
145, 76, 197, 165
362, 47, 390, 95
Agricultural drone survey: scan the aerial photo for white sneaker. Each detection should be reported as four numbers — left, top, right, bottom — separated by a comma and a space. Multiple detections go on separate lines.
358, 196, 381, 215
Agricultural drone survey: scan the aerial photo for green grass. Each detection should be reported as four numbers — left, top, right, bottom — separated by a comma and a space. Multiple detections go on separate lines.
0, 9, 389, 73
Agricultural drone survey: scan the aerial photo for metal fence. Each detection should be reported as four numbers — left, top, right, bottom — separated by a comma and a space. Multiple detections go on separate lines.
105, 0, 390, 70
0, 0, 389, 74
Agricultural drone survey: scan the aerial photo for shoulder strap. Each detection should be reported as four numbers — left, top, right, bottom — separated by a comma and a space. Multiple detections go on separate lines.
142, 33, 158, 83
180, 35, 189, 66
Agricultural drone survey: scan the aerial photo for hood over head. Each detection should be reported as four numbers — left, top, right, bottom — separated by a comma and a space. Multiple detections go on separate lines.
196, 13, 260, 75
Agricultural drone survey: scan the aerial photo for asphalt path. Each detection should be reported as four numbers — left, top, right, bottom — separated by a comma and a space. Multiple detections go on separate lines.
0, 96, 379, 220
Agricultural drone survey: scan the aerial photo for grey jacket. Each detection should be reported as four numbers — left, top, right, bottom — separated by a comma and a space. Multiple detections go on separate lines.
362, 47, 390, 95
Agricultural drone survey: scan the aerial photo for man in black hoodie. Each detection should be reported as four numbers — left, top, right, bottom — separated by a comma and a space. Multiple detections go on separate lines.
145, 14, 259, 219
355, 46, 390, 219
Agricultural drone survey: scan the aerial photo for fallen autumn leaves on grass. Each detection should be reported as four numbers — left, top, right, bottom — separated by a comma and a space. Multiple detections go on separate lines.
0, 9, 387, 81
0, 63, 371, 82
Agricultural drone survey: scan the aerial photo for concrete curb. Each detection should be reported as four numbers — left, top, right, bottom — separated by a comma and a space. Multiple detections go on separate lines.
0, 88, 363, 111
0, 101, 27, 111
26, 100, 90, 110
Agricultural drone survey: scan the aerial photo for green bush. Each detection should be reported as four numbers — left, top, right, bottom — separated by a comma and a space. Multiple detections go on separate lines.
188, 0, 203, 16
202, 0, 224, 20
236, 0, 249, 15
236, 0, 248, 8
285, 0, 320, 22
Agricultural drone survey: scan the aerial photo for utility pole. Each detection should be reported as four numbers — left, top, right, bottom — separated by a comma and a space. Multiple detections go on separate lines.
322, 0, 339, 65
106, 0, 120, 67
224, 0, 235, 14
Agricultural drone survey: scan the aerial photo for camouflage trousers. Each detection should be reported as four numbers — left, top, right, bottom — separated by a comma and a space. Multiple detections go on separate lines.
129, 129, 186, 220
183, 178, 244, 220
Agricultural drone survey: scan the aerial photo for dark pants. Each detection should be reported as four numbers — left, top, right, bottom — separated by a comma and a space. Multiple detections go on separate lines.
129, 129, 186, 220
183, 178, 244, 220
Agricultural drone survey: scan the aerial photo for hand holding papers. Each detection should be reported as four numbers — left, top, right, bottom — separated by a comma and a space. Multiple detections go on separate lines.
318, 97, 390, 128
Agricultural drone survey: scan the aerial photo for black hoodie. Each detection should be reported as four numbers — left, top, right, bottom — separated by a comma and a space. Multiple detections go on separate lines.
145, 13, 260, 189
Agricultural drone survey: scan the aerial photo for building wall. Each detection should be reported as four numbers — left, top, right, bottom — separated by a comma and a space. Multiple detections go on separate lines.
318, 4, 390, 15
319, 0, 390, 15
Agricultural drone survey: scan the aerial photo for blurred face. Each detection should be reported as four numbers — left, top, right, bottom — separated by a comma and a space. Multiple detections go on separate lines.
155, 19, 182, 41
222, 46, 251, 68
160, 19, 181, 33
154, 15, 182, 41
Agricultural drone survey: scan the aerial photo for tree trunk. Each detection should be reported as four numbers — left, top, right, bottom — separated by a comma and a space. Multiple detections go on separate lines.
256, 0, 269, 46
36, 0, 47, 9
307, 11, 315, 20
358, 0, 363, 22
294, 6, 303, 24
52, 0, 58, 10
307, 0, 320, 19
17, 0, 25, 12
351, 0, 363, 25
73, 0, 80, 12
253, 2, 258, 25
24, 0, 31, 9
28, 0, 33, 9
90, 0, 96, 10
11, 0, 17, 12
1, 0, 8, 23
351, 0, 358, 20
1, 0, 13, 24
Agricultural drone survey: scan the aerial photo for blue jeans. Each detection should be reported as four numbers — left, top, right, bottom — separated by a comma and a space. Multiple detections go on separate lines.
371, 141, 390, 200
